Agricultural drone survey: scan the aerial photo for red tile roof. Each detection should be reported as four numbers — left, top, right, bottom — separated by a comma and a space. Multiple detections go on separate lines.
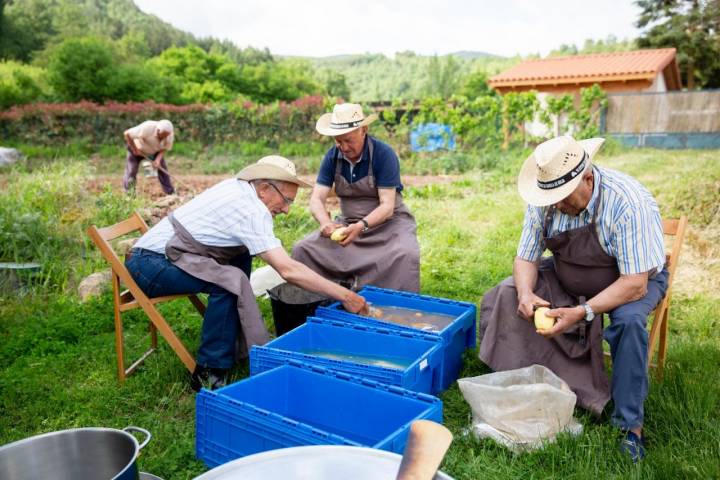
489, 48, 680, 90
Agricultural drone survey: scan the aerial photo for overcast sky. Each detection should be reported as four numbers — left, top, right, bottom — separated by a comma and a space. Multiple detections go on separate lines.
134, 0, 643, 58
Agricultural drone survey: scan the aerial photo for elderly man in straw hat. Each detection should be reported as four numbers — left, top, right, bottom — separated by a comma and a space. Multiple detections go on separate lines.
123, 119, 176, 195
479, 136, 669, 462
269, 103, 420, 333
126, 155, 368, 391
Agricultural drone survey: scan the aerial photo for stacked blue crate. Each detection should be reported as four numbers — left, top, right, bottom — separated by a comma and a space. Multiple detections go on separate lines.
250, 317, 444, 394
316, 285, 477, 392
196, 363, 442, 467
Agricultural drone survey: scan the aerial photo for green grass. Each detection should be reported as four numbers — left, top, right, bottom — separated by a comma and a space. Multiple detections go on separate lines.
1, 147, 719, 479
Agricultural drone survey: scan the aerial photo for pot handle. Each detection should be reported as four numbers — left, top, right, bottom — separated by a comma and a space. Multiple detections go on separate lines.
123, 426, 152, 451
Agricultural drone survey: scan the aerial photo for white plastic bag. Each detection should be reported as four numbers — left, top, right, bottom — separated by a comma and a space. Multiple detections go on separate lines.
458, 364, 582, 451
249, 265, 285, 297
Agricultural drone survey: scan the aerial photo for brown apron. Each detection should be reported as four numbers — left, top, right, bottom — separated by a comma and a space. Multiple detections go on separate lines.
480, 172, 617, 415
165, 214, 270, 359
291, 136, 420, 293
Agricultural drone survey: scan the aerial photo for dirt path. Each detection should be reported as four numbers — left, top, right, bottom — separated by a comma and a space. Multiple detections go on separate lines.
85, 173, 461, 201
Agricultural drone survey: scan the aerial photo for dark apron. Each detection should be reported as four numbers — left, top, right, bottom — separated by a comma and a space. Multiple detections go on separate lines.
480, 172, 617, 414
289, 136, 420, 292
165, 214, 270, 359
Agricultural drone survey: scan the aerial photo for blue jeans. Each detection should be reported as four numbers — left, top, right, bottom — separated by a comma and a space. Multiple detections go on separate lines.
604, 268, 669, 430
125, 248, 252, 369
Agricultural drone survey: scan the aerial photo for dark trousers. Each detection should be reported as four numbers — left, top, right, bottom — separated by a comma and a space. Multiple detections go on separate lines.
125, 248, 252, 369
605, 268, 669, 430
123, 148, 174, 194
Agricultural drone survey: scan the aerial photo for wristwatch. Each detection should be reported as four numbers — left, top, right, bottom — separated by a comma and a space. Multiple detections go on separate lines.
580, 302, 594, 322
360, 219, 370, 232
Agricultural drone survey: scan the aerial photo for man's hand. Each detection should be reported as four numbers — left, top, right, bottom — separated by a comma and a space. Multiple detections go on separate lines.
339, 222, 364, 247
536, 306, 585, 338
342, 291, 368, 315
517, 292, 550, 320
320, 222, 344, 238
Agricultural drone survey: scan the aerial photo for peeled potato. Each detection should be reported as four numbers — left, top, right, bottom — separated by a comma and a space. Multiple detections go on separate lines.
330, 227, 348, 242
534, 307, 555, 330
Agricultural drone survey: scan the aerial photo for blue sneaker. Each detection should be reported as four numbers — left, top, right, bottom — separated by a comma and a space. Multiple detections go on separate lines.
620, 431, 645, 463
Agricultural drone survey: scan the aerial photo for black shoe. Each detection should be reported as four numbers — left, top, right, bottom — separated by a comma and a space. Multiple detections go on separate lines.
190, 366, 229, 392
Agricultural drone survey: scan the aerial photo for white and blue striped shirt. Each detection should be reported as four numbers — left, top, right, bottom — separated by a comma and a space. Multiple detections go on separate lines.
134, 179, 281, 256
517, 166, 665, 275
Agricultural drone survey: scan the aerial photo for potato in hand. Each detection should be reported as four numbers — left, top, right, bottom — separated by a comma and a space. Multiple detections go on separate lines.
330, 227, 349, 242
534, 307, 555, 330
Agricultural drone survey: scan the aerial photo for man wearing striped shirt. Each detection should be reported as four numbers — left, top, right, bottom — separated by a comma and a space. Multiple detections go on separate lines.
479, 136, 669, 462
127, 156, 368, 391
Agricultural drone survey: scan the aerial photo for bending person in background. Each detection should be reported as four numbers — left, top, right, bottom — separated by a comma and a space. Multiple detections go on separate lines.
123, 119, 175, 195
271, 104, 420, 334
126, 155, 368, 392
479, 136, 668, 463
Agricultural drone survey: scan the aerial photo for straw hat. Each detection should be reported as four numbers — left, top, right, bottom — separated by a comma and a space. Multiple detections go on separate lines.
237, 155, 312, 188
518, 136, 605, 206
316, 103, 378, 136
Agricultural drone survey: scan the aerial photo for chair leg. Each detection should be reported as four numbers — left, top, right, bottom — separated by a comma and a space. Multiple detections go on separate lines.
189, 294, 206, 316
657, 307, 670, 381
112, 274, 126, 382
142, 300, 197, 373
150, 322, 158, 350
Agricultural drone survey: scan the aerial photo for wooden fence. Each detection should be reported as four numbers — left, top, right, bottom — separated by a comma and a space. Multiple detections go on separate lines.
606, 90, 720, 134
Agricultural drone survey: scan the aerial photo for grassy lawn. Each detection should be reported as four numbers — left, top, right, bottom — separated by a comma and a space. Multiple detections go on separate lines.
1, 146, 718, 479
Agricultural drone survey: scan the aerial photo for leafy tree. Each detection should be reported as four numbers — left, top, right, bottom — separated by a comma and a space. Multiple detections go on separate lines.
0, 61, 50, 109
459, 70, 494, 98
316, 69, 350, 99
47, 36, 119, 102
0, 0, 55, 62
425, 55, 461, 98
636, 0, 720, 88
549, 35, 637, 57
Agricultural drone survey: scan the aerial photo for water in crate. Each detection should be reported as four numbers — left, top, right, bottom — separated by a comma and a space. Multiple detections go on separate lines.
365, 305, 455, 332
299, 349, 414, 370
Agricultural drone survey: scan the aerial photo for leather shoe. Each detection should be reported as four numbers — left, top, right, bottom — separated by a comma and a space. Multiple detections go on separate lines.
190, 365, 229, 392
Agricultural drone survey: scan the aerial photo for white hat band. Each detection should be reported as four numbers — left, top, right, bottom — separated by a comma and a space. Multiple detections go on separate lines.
330, 119, 364, 129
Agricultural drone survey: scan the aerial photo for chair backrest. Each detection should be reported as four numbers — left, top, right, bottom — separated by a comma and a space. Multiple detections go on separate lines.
661, 216, 688, 291
87, 211, 149, 288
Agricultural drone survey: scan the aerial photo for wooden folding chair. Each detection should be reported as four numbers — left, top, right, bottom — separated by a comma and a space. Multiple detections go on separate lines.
647, 215, 688, 379
87, 211, 206, 382
604, 216, 688, 380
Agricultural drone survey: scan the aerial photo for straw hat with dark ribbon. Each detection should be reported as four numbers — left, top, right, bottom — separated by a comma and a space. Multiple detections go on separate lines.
518, 136, 605, 207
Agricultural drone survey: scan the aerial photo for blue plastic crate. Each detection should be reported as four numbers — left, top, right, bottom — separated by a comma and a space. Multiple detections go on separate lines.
316, 285, 477, 392
250, 317, 443, 394
196, 363, 443, 468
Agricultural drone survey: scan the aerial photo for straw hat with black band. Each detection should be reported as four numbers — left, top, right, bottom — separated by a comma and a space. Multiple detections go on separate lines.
518, 136, 606, 207
237, 155, 312, 188
316, 103, 378, 137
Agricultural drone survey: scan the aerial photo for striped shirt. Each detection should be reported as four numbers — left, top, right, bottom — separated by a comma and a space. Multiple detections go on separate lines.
517, 166, 665, 275
134, 179, 281, 256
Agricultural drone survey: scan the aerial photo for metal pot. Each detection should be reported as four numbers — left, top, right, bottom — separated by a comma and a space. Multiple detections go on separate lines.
193, 445, 454, 480
0, 426, 151, 480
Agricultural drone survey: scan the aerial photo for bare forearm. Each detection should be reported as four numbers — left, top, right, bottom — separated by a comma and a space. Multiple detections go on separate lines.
360, 201, 394, 227
513, 257, 539, 297
587, 274, 648, 315
309, 196, 333, 226
278, 259, 349, 301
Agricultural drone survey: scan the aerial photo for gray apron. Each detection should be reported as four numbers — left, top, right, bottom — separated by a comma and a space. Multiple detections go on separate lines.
480, 172, 617, 414
165, 214, 270, 359
290, 137, 420, 293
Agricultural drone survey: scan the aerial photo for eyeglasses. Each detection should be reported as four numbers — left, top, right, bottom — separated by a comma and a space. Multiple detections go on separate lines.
267, 182, 294, 206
